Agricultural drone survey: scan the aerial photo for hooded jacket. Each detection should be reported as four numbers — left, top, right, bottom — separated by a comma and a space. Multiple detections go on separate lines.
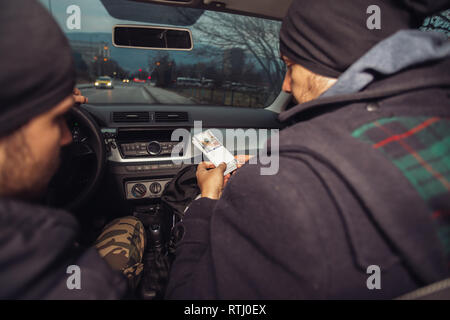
0, 198, 127, 299
166, 30, 450, 299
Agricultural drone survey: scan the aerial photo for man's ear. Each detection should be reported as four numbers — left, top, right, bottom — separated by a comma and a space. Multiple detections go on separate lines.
0, 138, 5, 167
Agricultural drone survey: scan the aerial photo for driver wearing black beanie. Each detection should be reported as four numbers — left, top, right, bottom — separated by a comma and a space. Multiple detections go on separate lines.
0, 0, 145, 299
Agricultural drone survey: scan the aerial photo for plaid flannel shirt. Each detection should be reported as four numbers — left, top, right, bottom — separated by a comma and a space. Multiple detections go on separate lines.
353, 116, 450, 268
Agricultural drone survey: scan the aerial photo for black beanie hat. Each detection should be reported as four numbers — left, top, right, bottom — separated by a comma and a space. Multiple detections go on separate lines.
279, 0, 449, 78
0, 0, 75, 137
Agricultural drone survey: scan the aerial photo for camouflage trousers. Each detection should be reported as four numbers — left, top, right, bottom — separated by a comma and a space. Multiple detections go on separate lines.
94, 216, 146, 290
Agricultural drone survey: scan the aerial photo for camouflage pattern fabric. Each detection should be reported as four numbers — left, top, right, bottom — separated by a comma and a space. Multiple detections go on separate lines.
95, 216, 146, 290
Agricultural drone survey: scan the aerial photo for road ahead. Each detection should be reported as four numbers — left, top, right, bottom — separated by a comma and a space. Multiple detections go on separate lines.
82, 83, 195, 105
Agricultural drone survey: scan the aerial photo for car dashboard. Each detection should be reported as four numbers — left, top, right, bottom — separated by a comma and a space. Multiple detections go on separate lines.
77, 104, 281, 218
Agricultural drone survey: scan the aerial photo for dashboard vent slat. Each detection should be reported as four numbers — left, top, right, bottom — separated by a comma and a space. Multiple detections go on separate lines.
155, 111, 188, 122
113, 112, 150, 123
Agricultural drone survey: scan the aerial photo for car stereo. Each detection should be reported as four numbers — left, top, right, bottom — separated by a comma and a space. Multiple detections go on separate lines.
115, 128, 184, 158
120, 141, 179, 157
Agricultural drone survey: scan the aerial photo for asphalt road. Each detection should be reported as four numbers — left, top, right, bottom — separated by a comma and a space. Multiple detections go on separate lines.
82, 83, 195, 105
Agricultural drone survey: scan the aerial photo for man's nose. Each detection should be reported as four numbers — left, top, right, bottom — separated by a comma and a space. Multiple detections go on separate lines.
60, 121, 73, 146
282, 72, 291, 93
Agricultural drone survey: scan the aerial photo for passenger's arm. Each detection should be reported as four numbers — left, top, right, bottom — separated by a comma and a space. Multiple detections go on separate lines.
166, 155, 330, 299
165, 197, 217, 298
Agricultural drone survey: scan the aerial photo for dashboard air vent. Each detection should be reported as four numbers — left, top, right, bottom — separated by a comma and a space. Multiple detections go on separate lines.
112, 112, 150, 123
155, 111, 188, 122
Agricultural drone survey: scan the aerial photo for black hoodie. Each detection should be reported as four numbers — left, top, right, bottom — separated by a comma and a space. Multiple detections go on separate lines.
0, 198, 127, 299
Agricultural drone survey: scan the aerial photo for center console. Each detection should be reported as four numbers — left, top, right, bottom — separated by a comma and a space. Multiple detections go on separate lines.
125, 178, 171, 200
102, 127, 191, 202
101, 127, 190, 298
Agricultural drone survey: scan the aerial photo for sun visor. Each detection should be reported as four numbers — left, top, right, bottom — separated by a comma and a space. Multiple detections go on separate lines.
126, 0, 291, 20
100, 0, 204, 26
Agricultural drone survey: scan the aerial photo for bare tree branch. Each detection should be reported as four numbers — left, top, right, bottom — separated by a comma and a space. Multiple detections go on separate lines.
192, 12, 285, 91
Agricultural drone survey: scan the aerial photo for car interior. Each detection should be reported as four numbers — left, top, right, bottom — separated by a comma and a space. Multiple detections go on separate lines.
37, 0, 450, 299
37, 0, 294, 299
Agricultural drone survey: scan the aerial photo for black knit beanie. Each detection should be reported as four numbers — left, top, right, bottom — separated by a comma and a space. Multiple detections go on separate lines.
279, 0, 449, 78
0, 0, 75, 137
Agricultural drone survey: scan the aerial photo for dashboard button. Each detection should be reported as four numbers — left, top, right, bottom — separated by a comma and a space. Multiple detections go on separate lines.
131, 183, 147, 198
147, 141, 162, 155
149, 182, 162, 194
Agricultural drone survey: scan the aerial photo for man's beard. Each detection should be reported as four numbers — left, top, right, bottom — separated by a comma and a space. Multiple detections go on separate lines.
0, 131, 60, 202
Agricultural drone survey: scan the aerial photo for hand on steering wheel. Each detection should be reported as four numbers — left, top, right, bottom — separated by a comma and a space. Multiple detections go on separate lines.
73, 88, 88, 105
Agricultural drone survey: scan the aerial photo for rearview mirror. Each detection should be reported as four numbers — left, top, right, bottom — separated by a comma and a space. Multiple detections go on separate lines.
113, 25, 193, 50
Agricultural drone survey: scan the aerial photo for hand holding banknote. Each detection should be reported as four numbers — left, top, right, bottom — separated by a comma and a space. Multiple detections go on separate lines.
197, 155, 252, 200
196, 161, 227, 200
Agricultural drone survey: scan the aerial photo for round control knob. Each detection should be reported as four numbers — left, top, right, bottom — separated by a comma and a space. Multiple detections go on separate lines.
131, 183, 147, 198
147, 141, 162, 155
149, 182, 162, 194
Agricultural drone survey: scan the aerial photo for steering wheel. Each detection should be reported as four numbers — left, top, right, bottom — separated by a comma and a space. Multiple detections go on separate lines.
46, 105, 106, 212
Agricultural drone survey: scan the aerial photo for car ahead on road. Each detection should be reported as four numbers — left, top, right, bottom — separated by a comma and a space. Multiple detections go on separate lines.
95, 76, 114, 89
37, 0, 449, 300
133, 77, 146, 83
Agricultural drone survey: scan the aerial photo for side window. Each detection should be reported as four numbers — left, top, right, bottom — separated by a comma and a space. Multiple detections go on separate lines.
185, 11, 285, 108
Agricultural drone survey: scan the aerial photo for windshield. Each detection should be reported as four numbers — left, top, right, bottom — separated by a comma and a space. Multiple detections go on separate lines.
39, 0, 285, 108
